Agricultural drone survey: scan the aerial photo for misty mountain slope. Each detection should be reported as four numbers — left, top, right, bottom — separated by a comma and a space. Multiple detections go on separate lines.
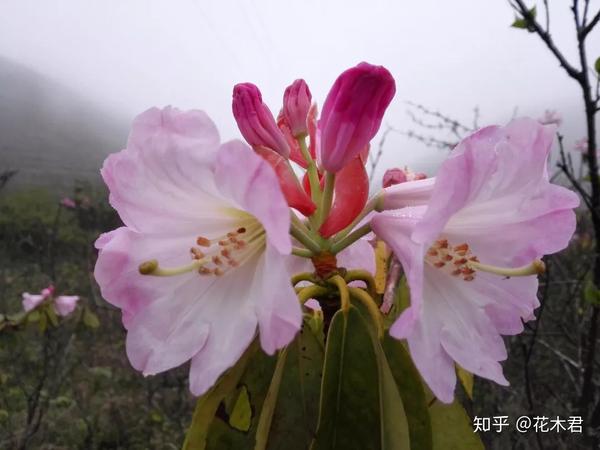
0, 56, 128, 192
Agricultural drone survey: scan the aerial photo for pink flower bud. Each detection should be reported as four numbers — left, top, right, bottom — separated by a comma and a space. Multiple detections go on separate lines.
382, 168, 407, 188
232, 83, 290, 158
319, 62, 396, 172
283, 79, 312, 137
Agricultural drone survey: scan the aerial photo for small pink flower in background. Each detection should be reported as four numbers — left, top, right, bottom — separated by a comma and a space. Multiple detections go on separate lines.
232, 83, 290, 158
319, 62, 396, 172
54, 296, 80, 316
22, 285, 80, 317
22, 289, 52, 312
372, 118, 578, 402
383, 167, 428, 188
283, 79, 312, 138
60, 197, 76, 209
95, 107, 303, 396
383, 168, 407, 187
538, 109, 562, 127
574, 137, 589, 153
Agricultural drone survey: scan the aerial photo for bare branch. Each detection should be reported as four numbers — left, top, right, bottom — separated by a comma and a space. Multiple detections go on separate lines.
582, 8, 600, 37
512, 0, 582, 81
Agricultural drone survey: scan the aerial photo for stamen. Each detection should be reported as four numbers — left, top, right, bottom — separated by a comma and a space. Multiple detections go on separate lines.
469, 259, 545, 277
140, 260, 203, 276
425, 238, 545, 282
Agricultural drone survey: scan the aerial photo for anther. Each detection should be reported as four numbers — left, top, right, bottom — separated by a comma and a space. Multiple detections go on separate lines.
454, 243, 469, 254
190, 248, 205, 260
237, 227, 246, 234
199, 267, 212, 275
196, 237, 211, 247
139, 259, 158, 275
214, 268, 224, 276
212, 256, 223, 266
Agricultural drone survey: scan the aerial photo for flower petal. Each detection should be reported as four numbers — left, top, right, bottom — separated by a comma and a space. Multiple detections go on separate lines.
54, 296, 80, 317
250, 244, 302, 355
382, 178, 435, 210
102, 107, 230, 234
412, 118, 578, 247
371, 208, 426, 338
22, 293, 45, 312
216, 140, 292, 254
126, 252, 261, 377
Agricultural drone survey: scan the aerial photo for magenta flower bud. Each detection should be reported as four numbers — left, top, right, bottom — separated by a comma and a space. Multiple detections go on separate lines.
283, 79, 312, 137
319, 62, 396, 172
232, 83, 290, 158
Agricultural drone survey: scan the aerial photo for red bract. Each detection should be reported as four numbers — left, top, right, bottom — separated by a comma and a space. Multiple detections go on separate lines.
302, 170, 324, 197
319, 157, 369, 238
254, 146, 317, 216
278, 113, 308, 168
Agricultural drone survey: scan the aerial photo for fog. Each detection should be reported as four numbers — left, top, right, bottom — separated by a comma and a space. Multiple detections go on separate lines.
0, 0, 598, 190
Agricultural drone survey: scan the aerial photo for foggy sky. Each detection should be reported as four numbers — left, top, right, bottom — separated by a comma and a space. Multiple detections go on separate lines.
0, 0, 598, 182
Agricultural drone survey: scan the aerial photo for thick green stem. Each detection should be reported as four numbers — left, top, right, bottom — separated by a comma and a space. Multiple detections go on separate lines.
318, 172, 336, 228
298, 137, 322, 208
291, 272, 317, 286
328, 275, 350, 313
290, 222, 321, 254
333, 192, 383, 241
297, 285, 329, 303
344, 269, 378, 299
291, 247, 313, 258
330, 223, 372, 254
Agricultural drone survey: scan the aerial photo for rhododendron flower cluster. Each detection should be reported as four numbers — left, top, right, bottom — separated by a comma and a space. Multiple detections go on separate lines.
94, 61, 578, 407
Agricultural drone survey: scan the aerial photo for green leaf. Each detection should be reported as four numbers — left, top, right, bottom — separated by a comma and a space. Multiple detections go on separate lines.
429, 398, 484, 450
182, 340, 258, 450
383, 335, 432, 450
83, 307, 100, 329
305, 311, 325, 345
228, 386, 252, 432
45, 305, 59, 327
206, 349, 276, 449
595, 57, 600, 74
511, 17, 528, 28
584, 280, 600, 306
38, 311, 48, 333
511, 6, 536, 30
255, 348, 289, 449
374, 340, 411, 449
262, 320, 324, 449
456, 365, 474, 399
27, 310, 40, 323
312, 307, 381, 450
